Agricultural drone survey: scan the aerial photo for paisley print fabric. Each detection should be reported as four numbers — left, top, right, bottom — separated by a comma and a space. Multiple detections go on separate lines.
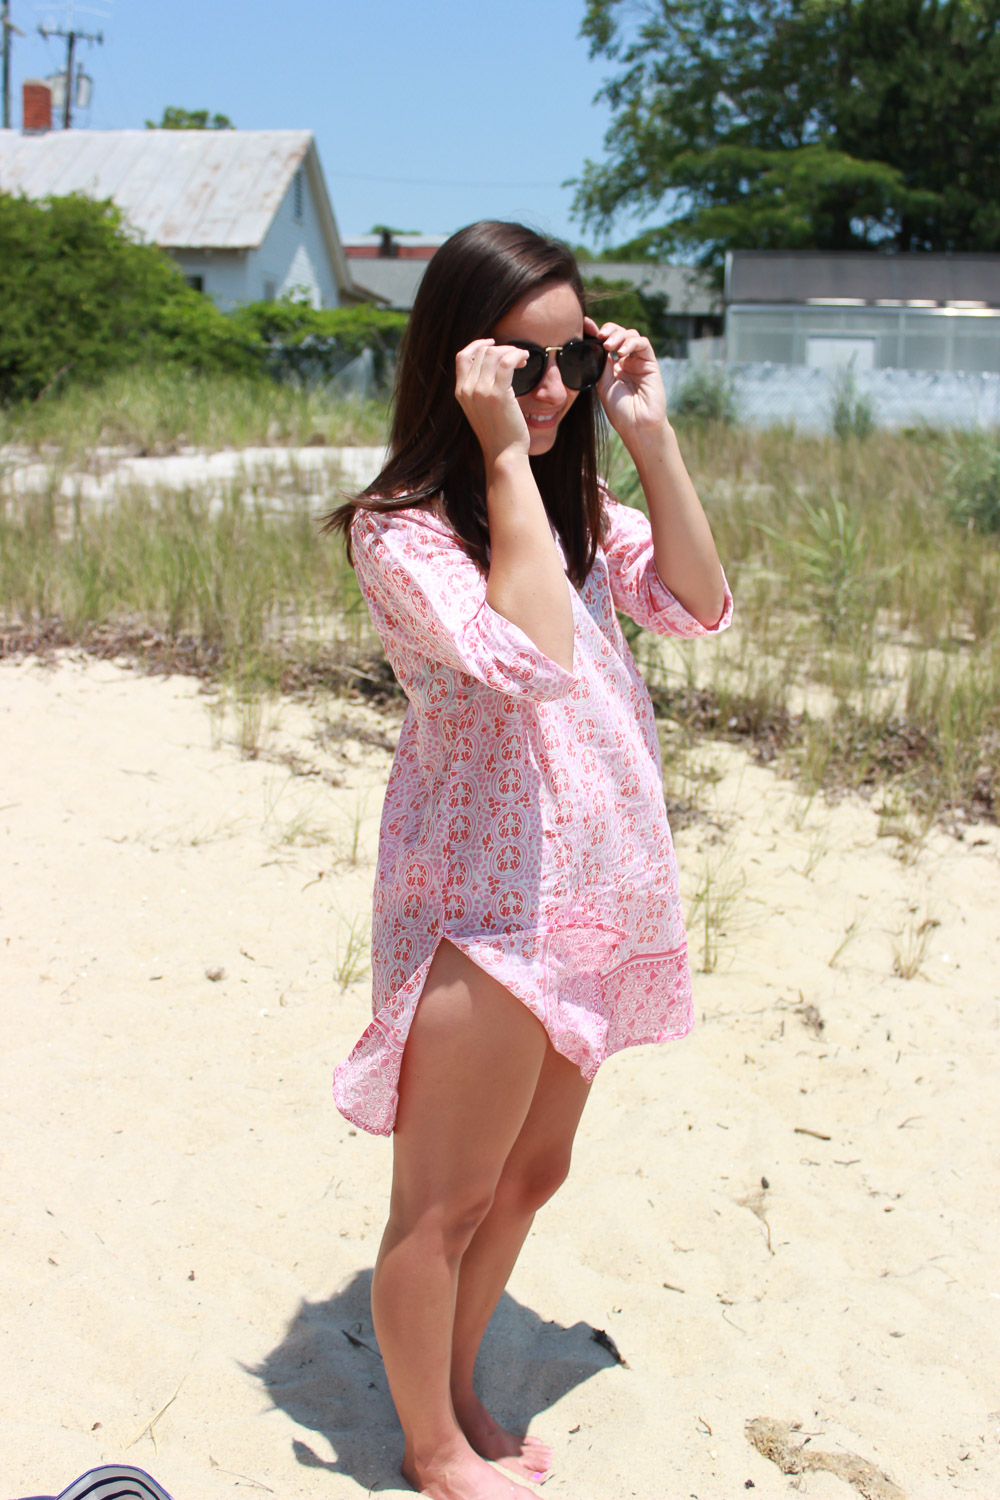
333, 495, 733, 1135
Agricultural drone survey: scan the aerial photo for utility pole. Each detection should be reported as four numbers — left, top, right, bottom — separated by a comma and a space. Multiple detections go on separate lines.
38, 20, 102, 128
3, 2, 26, 129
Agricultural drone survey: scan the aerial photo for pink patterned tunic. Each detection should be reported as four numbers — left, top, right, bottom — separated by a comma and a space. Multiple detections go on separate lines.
333, 495, 733, 1135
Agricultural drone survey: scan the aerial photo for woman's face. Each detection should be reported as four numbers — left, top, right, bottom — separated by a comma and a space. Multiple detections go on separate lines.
491, 281, 585, 456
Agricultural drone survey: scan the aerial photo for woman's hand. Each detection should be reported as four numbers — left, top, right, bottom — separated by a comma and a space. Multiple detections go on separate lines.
455, 339, 531, 468
587, 316, 669, 452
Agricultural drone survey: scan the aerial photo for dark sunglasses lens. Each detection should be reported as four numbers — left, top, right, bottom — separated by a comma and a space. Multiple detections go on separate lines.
558, 338, 607, 390
510, 347, 546, 397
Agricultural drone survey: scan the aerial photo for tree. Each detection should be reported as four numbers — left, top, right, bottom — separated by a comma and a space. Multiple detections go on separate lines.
573, 0, 1000, 276
145, 106, 235, 130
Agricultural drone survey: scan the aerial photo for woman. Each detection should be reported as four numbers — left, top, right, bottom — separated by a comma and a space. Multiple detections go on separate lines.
325, 221, 731, 1500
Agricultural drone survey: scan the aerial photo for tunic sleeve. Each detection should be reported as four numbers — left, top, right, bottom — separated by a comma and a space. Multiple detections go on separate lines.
352, 509, 576, 701
601, 494, 733, 638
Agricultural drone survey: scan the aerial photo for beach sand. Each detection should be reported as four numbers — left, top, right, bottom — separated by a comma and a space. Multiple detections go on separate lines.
2, 651, 998, 1500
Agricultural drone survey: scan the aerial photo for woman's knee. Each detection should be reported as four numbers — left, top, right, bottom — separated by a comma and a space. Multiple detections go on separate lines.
389, 1177, 498, 1257
495, 1147, 573, 1216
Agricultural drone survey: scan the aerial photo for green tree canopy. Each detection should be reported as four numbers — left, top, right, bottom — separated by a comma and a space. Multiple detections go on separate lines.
573, 0, 1000, 276
145, 107, 235, 129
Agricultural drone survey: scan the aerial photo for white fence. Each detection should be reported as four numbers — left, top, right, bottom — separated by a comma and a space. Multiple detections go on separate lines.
659, 358, 1000, 432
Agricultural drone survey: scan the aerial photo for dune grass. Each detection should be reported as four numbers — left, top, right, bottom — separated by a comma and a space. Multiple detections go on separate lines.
0, 365, 388, 463
611, 421, 1000, 824
1, 378, 997, 824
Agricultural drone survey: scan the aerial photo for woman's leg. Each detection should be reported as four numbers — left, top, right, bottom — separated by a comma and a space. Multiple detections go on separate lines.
450, 1048, 592, 1479
371, 941, 554, 1499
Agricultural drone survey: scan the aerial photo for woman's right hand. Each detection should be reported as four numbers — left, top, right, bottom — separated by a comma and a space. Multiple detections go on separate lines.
455, 339, 531, 467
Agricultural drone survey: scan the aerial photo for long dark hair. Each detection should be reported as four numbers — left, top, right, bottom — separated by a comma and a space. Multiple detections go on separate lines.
323, 220, 605, 586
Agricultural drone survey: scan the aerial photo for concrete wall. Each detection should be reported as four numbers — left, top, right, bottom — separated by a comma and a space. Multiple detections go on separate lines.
660, 358, 1000, 432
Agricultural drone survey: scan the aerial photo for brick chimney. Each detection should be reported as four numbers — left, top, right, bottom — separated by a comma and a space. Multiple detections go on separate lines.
23, 80, 53, 133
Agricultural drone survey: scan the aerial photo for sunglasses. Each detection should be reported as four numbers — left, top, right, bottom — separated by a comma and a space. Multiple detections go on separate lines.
506, 336, 608, 397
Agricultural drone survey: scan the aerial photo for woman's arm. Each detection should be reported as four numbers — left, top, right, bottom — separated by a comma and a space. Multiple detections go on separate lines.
591, 318, 726, 629
455, 340, 575, 672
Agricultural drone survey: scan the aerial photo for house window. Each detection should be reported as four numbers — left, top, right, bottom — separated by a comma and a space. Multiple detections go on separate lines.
293, 169, 304, 223
185, 274, 205, 293
263, 279, 277, 302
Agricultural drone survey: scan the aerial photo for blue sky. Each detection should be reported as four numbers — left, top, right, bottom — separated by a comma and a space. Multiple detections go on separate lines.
6, 0, 645, 247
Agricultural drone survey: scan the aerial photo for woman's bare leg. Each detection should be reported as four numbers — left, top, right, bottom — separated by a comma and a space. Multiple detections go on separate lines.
450, 1048, 592, 1480
371, 941, 553, 1499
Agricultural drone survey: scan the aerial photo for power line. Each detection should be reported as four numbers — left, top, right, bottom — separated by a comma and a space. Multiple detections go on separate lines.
329, 169, 567, 190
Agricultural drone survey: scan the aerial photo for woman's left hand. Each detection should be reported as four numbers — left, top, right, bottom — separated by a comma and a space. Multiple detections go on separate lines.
587, 316, 669, 448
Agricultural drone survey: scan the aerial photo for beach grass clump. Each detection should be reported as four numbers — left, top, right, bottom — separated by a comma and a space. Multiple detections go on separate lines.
830, 364, 877, 442
0, 478, 387, 707
608, 423, 1000, 825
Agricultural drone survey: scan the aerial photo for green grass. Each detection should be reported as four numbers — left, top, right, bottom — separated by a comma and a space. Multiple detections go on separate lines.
609, 422, 1000, 824
0, 365, 388, 462
0, 480, 385, 709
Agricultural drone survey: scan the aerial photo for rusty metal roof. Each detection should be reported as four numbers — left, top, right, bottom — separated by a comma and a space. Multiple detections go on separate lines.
0, 128, 314, 248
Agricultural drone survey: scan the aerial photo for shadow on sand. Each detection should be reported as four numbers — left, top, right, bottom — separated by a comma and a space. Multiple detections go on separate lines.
249, 1267, 620, 1492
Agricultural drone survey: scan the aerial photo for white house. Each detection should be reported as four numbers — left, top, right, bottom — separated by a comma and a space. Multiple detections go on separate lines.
0, 126, 363, 310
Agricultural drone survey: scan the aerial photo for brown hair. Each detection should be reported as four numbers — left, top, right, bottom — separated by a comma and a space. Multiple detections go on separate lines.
322, 220, 605, 586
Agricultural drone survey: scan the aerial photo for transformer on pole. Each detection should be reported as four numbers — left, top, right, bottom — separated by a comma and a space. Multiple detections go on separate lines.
38, 16, 102, 127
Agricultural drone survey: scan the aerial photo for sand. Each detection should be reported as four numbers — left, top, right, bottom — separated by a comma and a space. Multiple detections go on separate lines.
2, 651, 999, 1500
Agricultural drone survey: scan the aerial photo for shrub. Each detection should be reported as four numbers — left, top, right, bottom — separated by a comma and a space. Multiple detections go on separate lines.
583, 276, 677, 355
0, 191, 407, 405
230, 300, 408, 386
944, 432, 1000, 534
0, 190, 255, 403
669, 363, 738, 426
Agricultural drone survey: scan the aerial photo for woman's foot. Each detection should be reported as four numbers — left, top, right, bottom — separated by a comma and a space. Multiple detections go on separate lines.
453, 1391, 552, 1483
403, 1433, 540, 1498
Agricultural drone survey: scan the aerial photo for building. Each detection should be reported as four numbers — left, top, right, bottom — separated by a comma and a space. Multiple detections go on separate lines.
725, 250, 1000, 373
579, 261, 721, 355
0, 118, 363, 310
343, 231, 722, 354
344, 232, 446, 310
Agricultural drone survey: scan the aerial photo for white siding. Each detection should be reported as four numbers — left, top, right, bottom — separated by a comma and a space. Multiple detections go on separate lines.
250, 167, 341, 308
169, 249, 251, 311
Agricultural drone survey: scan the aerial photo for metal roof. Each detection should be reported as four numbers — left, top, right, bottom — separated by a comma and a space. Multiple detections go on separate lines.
346, 257, 428, 309
0, 128, 314, 248
346, 256, 721, 315
726, 250, 1000, 307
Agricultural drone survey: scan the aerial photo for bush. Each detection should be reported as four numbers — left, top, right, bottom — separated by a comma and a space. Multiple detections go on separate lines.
669, 363, 738, 426
0, 191, 256, 403
230, 300, 408, 386
583, 276, 677, 355
945, 432, 1000, 534
0, 191, 407, 406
